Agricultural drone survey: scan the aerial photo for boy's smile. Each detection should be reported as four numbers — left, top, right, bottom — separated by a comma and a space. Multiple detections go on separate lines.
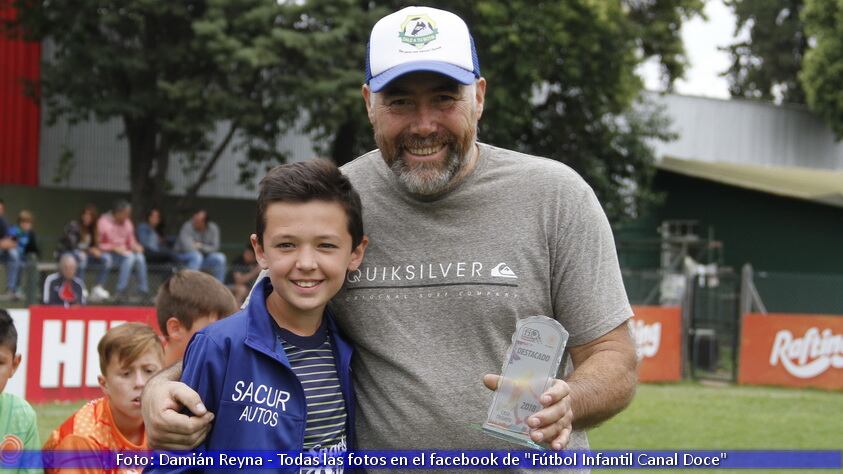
253, 201, 367, 335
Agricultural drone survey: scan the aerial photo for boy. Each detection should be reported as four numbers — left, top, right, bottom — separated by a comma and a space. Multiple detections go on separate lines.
0, 310, 41, 474
3, 210, 39, 299
148, 160, 367, 473
43, 323, 163, 473
43, 253, 87, 307
155, 270, 238, 367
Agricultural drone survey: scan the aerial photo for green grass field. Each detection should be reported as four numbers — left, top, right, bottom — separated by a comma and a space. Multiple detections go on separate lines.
32, 382, 842, 472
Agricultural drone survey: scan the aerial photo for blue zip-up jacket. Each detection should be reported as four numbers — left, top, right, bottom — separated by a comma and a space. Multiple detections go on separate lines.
147, 278, 355, 473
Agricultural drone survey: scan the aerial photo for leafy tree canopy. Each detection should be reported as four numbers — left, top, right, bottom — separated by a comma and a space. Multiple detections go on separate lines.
723, 0, 807, 104
5, 0, 703, 223
801, 0, 843, 139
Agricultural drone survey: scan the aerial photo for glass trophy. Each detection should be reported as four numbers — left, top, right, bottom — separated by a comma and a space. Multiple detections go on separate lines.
483, 315, 568, 449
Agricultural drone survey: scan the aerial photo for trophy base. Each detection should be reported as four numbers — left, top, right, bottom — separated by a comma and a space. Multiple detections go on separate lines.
480, 423, 546, 450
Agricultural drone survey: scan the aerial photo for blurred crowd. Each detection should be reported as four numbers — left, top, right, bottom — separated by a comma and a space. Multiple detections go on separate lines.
0, 198, 259, 306
0, 270, 239, 472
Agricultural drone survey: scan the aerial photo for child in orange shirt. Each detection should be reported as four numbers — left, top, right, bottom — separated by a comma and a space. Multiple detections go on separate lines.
43, 323, 163, 473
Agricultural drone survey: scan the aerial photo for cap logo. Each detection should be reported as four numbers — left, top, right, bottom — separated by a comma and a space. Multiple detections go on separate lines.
398, 14, 438, 48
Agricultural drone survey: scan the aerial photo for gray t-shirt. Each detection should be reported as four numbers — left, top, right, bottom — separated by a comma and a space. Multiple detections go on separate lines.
175, 220, 220, 254
333, 143, 632, 472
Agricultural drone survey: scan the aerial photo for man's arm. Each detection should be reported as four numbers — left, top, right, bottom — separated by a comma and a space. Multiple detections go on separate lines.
484, 320, 637, 450
141, 362, 214, 450
566, 321, 637, 428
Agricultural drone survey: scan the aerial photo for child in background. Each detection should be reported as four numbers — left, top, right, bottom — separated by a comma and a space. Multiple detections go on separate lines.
147, 160, 367, 474
5, 210, 40, 298
0, 309, 41, 474
155, 269, 238, 367
225, 243, 261, 305
43, 323, 163, 474
9, 210, 40, 259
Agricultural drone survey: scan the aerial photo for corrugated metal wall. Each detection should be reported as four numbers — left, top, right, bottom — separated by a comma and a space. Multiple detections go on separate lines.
39, 115, 320, 199
37, 92, 843, 196
650, 93, 843, 171
0, 6, 40, 186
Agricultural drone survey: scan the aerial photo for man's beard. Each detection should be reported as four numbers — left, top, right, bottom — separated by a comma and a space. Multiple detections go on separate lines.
375, 129, 475, 196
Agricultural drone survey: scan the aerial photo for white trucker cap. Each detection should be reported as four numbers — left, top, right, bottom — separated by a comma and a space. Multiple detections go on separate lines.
365, 6, 481, 92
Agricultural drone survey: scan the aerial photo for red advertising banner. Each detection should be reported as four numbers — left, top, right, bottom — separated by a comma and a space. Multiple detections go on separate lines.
26, 306, 158, 403
738, 313, 843, 391
631, 306, 682, 382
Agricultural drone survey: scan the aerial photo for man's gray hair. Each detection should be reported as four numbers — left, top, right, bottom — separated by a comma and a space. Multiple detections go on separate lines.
113, 199, 131, 212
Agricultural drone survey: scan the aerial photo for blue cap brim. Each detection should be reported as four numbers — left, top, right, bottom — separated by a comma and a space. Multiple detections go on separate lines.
369, 61, 477, 92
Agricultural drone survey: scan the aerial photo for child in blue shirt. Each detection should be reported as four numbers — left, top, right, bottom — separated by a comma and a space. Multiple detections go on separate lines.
149, 160, 367, 473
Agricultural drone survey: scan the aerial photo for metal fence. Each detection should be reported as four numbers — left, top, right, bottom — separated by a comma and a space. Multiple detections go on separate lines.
625, 265, 843, 383
1, 257, 251, 308
752, 270, 843, 314
6, 259, 842, 382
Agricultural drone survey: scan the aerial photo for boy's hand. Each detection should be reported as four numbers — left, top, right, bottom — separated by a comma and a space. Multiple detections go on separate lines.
142, 379, 214, 450
483, 374, 573, 450
0, 237, 14, 250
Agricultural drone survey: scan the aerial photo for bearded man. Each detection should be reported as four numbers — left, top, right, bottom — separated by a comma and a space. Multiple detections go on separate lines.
142, 6, 637, 473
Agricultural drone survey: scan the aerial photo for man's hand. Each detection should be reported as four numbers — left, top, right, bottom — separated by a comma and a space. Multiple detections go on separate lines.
142, 365, 214, 450
88, 247, 102, 258
132, 243, 143, 253
483, 375, 573, 450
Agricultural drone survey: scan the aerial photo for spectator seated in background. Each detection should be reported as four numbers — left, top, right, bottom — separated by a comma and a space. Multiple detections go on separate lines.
136, 207, 177, 266
174, 209, 226, 282
58, 204, 111, 302
226, 242, 260, 305
0, 199, 24, 300
97, 200, 149, 301
0, 309, 41, 474
8, 210, 40, 260
43, 253, 86, 307
3, 209, 40, 300
43, 323, 163, 473
155, 270, 238, 367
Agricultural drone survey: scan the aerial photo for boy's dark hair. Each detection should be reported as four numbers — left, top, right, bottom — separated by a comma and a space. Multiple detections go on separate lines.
0, 309, 18, 354
155, 270, 238, 337
256, 159, 364, 248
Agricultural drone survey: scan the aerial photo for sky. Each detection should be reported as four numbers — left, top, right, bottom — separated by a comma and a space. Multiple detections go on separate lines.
638, 0, 743, 99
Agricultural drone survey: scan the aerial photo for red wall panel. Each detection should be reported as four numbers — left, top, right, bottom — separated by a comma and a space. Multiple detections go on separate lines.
0, 5, 40, 186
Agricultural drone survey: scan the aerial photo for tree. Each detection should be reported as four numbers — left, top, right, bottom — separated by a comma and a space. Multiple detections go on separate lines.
3, 0, 319, 215
6, 0, 703, 224
801, 0, 843, 139
723, 0, 808, 104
